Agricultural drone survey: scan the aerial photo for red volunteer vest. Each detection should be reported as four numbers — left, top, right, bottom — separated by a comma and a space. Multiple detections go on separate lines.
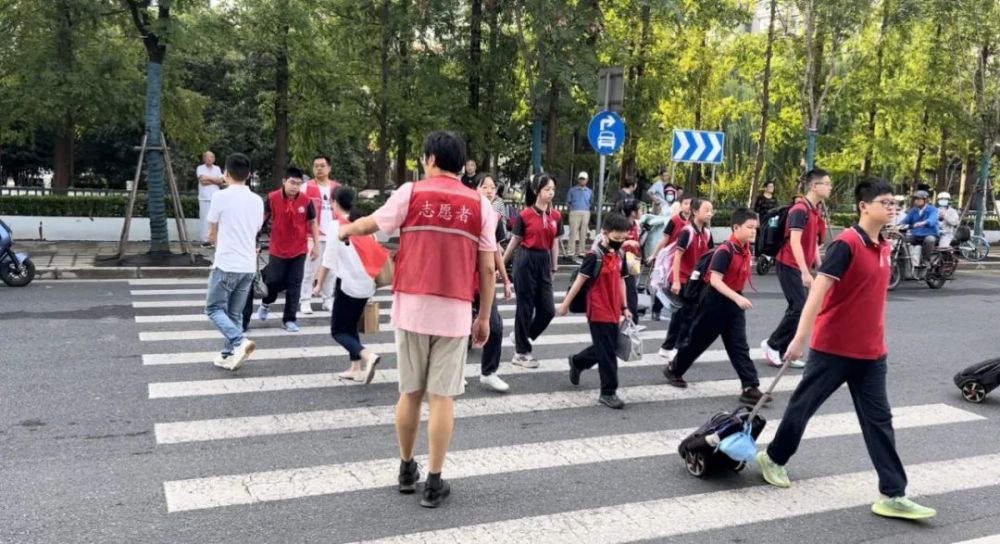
394, 176, 483, 302
811, 227, 891, 360
304, 179, 340, 237
267, 189, 311, 259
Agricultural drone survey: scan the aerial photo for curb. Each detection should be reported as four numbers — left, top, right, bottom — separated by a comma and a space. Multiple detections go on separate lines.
37, 267, 213, 280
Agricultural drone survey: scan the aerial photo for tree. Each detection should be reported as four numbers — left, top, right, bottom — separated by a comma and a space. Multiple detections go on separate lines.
749, 0, 779, 205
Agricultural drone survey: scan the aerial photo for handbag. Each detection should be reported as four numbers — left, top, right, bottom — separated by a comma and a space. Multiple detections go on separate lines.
253, 254, 269, 299
374, 256, 394, 288
357, 301, 380, 334
615, 319, 643, 362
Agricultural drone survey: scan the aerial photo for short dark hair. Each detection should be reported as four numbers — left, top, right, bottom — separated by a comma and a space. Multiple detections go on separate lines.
805, 168, 829, 186
763, 180, 775, 188
224, 153, 251, 182
474, 173, 495, 188
614, 198, 640, 217
602, 211, 632, 233
690, 197, 711, 213
334, 186, 355, 213
680, 193, 694, 203
285, 166, 304, 180
731, 207, 758, 226
525, 173, 555, 207
854, 178, 894, 213
312, 154, 331, 166
422, 131, 466, 174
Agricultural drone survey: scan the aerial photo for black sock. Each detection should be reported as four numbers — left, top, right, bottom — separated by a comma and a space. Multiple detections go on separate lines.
427, 472, 442, 486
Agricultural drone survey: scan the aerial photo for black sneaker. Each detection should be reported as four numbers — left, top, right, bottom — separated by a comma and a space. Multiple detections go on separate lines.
398, 459, 420, 494
662, 364, 688, 388
598, 394, 625, 409
420, 477, 451, 508
568, 356, 581, 386
739, 386, 772, 406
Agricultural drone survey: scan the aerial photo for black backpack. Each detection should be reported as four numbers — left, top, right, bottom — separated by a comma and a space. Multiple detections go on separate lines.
757, 205, 792, 257
681, 242, 731, 302
567, 247, 611, 313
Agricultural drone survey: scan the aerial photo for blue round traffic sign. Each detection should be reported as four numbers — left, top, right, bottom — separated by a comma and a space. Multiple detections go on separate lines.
587, 111, 625, 155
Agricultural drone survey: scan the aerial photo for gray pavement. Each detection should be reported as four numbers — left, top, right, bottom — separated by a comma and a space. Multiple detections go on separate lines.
2, 268, 1000, 543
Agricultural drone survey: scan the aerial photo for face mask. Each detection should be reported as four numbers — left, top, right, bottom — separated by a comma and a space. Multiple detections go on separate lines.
607, 239, 624, 251
938, 200, 949, 207
665, 194, 675, 203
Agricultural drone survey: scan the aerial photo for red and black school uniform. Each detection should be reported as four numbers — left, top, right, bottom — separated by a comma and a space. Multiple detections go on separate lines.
661, 223, 713, 352
569, 247, 629, 396
511, 206, 561, 355
651, 212, 692, 318
766, 197, 826, 356
766, 224, 908, 498
259, 188, 317, 324
670, 237, 759, 389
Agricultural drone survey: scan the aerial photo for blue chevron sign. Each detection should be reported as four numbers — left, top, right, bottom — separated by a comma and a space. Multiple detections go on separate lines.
671, 129, 725, 164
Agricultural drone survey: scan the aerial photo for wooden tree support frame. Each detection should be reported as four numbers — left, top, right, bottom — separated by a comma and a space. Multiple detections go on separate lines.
114, 132, 195, 263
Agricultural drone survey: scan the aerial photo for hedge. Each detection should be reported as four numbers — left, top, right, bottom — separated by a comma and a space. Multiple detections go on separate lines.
0, 194, 202, 218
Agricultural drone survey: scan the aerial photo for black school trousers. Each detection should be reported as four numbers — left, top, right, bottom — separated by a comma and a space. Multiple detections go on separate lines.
513, 248, 555, 354
261, 254, 307, 324
767, 261, 808, 355
766, 350, 908, 498
671, 288, 758, 388
571, 322, 619, 396
473, 295, 503, 377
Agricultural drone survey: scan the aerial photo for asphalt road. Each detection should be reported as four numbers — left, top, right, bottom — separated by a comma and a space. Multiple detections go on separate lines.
2, 267, 999, 544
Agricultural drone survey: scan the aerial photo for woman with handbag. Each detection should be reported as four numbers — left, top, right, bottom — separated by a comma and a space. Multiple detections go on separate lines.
314, 187, 387, 384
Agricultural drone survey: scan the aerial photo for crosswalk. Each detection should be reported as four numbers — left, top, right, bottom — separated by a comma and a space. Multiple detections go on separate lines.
129, 276, 999, 542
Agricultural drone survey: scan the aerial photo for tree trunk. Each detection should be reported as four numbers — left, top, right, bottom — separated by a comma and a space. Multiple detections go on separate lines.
935, 127, 948, 191
911, 105, 929, 191
544, 77, 559, 174
862, 0, 890, 176
273, 19, 290, 187
375, 0, 391, 190
467, 0, 483, 159
53, 0, 73, 191
749, 0, 777, 206
482, 0, 500, 171
144, 61, 169, 252
620, 0, 650, 186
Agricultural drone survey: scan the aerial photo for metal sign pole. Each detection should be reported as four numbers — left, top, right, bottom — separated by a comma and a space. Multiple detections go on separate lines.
595, 75, 611, 233
710, 165, 716, 201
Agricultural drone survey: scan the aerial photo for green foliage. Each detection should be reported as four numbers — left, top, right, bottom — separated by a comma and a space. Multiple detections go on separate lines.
0, 194, 200, 218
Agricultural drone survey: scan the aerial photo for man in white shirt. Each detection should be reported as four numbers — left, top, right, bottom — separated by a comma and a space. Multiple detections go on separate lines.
205, 153, 264, 371
197, 151, 225, 248
299, 154, 340, 314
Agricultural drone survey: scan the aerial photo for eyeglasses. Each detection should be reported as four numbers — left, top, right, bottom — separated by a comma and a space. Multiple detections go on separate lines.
286, 178, 304, 185
870, 198, 897, 209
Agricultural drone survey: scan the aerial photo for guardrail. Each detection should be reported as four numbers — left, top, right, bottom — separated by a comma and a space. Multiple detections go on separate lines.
1, 187, 201, 198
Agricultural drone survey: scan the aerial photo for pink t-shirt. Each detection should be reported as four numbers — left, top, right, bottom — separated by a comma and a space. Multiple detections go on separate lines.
373, 180, 498, 337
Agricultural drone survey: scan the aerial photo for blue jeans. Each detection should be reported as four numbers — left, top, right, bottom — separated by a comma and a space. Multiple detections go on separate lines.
205, 268, 254, 355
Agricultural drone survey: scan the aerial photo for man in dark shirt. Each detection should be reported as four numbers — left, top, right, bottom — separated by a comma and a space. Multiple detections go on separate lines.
460, 159, 478, 189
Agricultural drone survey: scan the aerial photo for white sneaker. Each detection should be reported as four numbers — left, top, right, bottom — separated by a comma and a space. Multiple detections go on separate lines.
361, 353, 381, 384
760, 339, 782, 367
335, 369, 356, 381
300, 302, 314, 315
511, 353, 539, 369
480, 373, 510, 393
789, 359, 806, 369
213, 353, 232, 369
228, 339, 256, 371
658, 348, 676, 360
321, 299, 333, 312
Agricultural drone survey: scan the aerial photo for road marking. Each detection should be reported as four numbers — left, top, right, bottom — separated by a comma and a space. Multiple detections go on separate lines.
153, 375, 803, 444
161, 403, 982, 512
952, 537, 1000, 544
131, 291, 571, 308
361, 451, 1000, 543
138, 316, 592, 341
147, 349, 762, 399
141, 330, 663, 366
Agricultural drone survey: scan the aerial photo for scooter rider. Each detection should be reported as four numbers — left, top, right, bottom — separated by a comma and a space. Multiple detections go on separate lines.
936, 192, 960, 248
898, 190, 939, 267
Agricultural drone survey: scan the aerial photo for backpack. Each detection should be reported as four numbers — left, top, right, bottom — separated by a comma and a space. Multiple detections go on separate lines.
757, 205, 792, 257
662, 224, 713, 284
681, 242, 732, 302
567, 247, 612, 314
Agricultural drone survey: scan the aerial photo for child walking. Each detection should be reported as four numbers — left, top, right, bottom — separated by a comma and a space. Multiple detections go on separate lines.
474, 174, 514, 392
756, 179, 936, 521
557, 212, 632, 409
662, 208, 770, 406
658, 198, 714, 360
503, 173, 560, 368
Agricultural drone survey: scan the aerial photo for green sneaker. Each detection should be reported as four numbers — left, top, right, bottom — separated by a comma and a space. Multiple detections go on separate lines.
756, 451, 791, 488
871, 496, 937, 520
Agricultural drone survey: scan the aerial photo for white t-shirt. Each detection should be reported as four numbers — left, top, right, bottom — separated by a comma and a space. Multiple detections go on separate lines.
197, 164, 224, 201
321, 220, 377, 299
313, 182, 335, 241
207, 185, 264, 273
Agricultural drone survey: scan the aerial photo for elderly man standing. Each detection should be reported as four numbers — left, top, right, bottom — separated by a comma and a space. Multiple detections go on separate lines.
567, 171, 593, 263
197, 151, 225, 248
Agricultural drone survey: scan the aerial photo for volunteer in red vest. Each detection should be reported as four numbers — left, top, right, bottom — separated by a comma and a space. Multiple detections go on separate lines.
337, 131, 496, 509
299, 154, 340, 315
255, 167, 320, 332
760, 168, 830, 369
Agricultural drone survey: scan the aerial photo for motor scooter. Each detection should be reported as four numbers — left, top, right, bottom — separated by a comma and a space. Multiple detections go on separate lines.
0, 218, 36, 287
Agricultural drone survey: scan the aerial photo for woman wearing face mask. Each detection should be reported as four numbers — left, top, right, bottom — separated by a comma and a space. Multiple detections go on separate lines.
936, 192, 960, 248
473, 174, 515, 391
502, 173, 560, 368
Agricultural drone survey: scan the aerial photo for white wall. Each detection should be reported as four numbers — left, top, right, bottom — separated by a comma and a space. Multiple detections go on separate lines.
5, 216, 202, 241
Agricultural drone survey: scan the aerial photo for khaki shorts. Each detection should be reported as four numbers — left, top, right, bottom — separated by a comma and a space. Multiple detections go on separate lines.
395, 330, 468, 397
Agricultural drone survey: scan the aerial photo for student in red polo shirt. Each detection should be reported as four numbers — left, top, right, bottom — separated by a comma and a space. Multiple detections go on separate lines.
761, 168, 830, 369
757, 179, 936, 521
658, 198, 714, 360
648, 194, 693, 321
502, 174, 561, 367
556, 212, 632, 409
663, 208, 770, 405
256, 167, 321, 332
